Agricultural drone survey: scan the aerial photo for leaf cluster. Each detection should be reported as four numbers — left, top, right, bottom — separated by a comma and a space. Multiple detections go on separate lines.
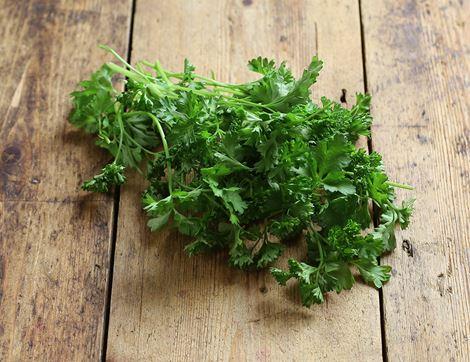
70, 46, 414, 306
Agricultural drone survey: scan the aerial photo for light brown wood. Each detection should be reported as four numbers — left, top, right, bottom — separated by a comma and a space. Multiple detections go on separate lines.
107, 1, 382, 360
362, 0, 470, 360
0, 1, 131, 360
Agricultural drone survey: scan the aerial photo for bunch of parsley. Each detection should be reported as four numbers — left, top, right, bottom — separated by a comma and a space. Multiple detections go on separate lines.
70, 46, 413, 306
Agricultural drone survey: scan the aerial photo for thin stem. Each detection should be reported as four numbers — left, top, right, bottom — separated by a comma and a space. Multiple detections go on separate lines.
106, 62, 143, 82
308, 226, 326, 265
223, 97, 274, 111
100, 44, 149, 81
309, 230, 326, 285
316, 234, 324, 264
106, 62, 178, 99
109, 58, 271, 110
121, 128, 159, 155
202, 193, 230, 216
172, 84, 244, 98
142, 60, 246, 88
113, 106, 124, 164
125, 111, 173, 194
142, 62, 262, 99
386, 181, 414, 190
173, 85, 213, 97
154, 60, 172, 86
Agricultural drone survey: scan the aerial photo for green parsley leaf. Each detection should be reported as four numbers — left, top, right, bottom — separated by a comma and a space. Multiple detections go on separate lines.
81, 163, 126, 193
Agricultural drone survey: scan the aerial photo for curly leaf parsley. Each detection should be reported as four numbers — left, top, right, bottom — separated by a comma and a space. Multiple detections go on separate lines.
70, 46, 413, 307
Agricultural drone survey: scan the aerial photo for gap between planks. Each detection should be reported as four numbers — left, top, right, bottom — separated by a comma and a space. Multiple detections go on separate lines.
358, 1, 388, 361
100, 0, 138, 360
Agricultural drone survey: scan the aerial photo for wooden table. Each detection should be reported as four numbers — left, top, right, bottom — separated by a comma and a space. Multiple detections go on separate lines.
1, 1, 469, 360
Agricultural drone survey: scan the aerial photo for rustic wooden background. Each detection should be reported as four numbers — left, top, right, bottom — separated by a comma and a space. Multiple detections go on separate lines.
0, 0, 469, 361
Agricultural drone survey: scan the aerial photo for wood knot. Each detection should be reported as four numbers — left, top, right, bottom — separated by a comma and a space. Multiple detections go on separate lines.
1, 145, 22, 164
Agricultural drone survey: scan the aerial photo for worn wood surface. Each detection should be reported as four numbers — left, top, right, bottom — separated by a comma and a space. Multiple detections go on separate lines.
106, 1, 383, 361
0, 0, 131, 360
2, 0, 469, 361
362, 0, 470, 360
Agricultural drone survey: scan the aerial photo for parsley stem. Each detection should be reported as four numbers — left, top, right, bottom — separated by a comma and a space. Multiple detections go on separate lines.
154, 60, 172, 86
170, 75, 246, 95
114, 105, 124, 164
223, 98, 274, 111
106, 62, 178, 99
100, 44, 150, 81
309, 227, 326, 265
202, 193, 230, 216
106, 62, 143, 82
141, 60, 248, 89
171, 84, 272, 110
386, 181, 414, 190
314, 237, 325, 284
121, 127, 158, 155
141, 61, 274, 106
316, 235, 325, 263
109, 59, 272, 111
125, 111, 173, 194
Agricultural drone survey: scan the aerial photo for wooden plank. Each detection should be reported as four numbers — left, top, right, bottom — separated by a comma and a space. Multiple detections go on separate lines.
0, 1, 131, 360
107, 0, 382, 360
361, 0, 470, 360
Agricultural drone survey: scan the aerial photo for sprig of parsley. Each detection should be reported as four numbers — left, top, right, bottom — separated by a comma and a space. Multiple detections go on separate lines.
70, 46, 414, 307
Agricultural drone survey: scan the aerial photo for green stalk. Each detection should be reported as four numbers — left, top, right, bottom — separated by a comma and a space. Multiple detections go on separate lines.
315, 236, 324, 284
100, 44, 149, 81
121, 127, 158, 155
154, 60, 173, 86
113, 104, 124, 164
125, 111, 173, 194
223, 97, 274, 111
110, 59, 271, 110
106, 62, 144, 82
141, 61, 256, 98
386, 181, 414, 190
107, 62, 178, 99
142, 60, 244, 88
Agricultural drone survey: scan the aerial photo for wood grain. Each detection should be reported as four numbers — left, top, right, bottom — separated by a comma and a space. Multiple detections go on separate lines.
107, 1, 382, 360
361, 0, 470, 360
0, 1, 131, 360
